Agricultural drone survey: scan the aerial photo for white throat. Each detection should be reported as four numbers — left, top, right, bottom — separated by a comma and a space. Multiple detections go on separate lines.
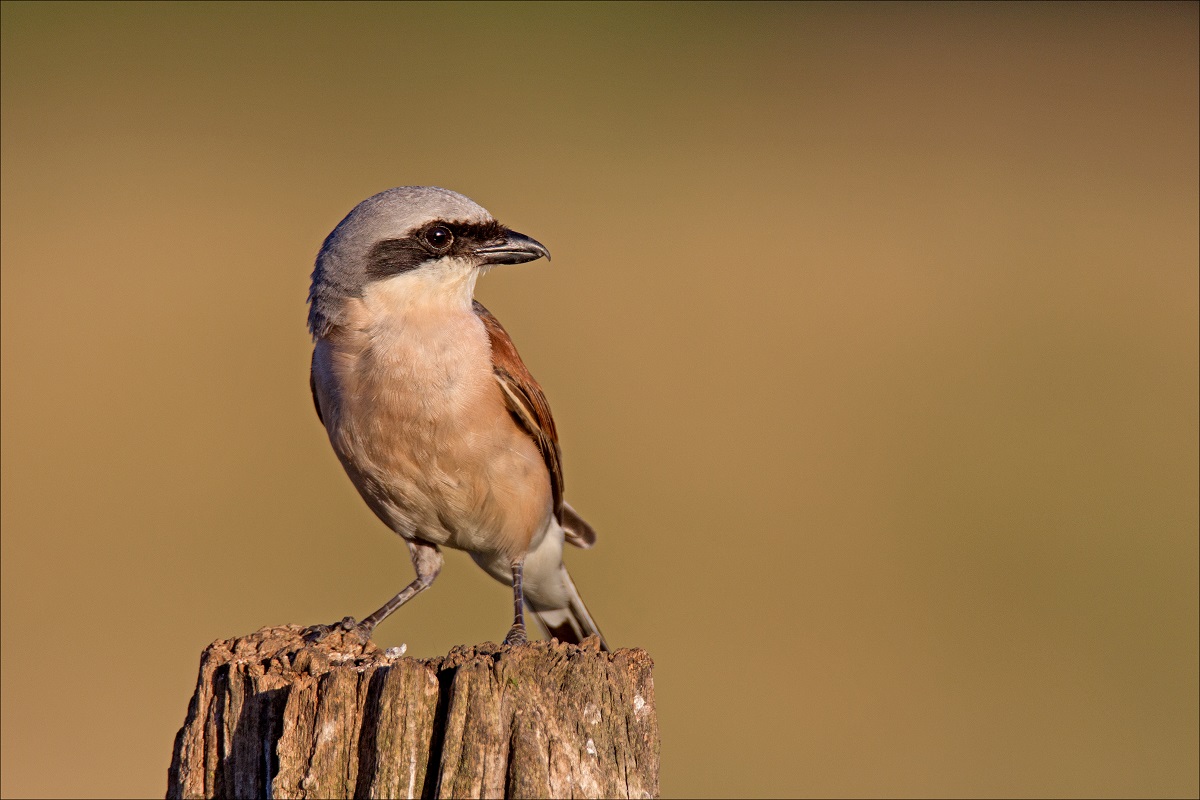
361, 256, 480, 321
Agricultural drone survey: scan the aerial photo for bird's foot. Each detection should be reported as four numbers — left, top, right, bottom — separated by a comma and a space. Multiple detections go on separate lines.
503, 623, 528, 647
303, 616, 374, 646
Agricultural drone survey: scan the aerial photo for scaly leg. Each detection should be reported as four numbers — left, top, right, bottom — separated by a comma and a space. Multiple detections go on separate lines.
502, 556, 528, 646
306, 539, 443, 643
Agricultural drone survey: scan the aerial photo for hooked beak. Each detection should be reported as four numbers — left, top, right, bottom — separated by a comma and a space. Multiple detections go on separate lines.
474, 229, 551, 266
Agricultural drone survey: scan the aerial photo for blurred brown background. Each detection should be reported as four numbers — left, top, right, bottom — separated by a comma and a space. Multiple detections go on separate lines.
2, 2, 1196, 797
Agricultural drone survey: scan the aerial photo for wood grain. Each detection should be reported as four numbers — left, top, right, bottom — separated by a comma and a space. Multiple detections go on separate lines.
166, 626, 658, 799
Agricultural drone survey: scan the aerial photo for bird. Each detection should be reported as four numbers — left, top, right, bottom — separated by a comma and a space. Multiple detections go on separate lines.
305, 186, 606, 649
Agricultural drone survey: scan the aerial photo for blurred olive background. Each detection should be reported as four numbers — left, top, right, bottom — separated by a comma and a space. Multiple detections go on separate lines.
2, 2, 1197, 797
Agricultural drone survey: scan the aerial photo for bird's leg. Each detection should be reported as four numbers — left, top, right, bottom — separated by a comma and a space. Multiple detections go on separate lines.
305, 540, 443, 644
503, 556, 528, 646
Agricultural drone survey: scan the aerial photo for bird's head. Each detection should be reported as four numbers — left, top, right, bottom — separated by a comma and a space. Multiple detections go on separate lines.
308, 186, 549, 337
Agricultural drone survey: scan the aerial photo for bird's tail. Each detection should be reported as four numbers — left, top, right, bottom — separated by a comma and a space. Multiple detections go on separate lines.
530, 566, 608, 651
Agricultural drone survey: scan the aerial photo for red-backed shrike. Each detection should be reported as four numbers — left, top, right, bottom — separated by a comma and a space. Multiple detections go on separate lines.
305, 187, 604, 648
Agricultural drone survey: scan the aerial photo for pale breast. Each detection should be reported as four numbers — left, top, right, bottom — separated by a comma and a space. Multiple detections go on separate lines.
312, 291, 552, 559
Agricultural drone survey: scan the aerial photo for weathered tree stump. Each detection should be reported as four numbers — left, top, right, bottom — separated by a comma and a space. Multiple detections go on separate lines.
166, 625, 659, 799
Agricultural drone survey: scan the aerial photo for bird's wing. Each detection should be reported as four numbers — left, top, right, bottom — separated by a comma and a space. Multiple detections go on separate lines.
561, 501, 597, 549
309, 352, 324, 425
473, 300, 568, 524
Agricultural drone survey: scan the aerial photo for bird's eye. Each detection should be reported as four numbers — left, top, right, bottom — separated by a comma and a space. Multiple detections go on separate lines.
424, 225, 453, 250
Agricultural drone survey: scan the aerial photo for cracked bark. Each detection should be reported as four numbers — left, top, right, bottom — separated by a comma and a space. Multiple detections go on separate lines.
166, 625, 659, 799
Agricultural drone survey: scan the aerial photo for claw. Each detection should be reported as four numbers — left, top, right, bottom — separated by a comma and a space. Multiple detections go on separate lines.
303, 616, 372, 645
503, 623, 528, 647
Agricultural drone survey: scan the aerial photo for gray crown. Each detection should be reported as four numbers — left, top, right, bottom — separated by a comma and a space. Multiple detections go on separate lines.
308, 187, 494, 336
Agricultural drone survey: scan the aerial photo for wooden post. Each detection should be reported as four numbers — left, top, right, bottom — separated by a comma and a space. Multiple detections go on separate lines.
166, 625, 659, 799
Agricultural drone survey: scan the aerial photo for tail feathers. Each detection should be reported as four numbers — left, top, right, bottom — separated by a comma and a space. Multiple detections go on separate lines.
530, 567, 608, 651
